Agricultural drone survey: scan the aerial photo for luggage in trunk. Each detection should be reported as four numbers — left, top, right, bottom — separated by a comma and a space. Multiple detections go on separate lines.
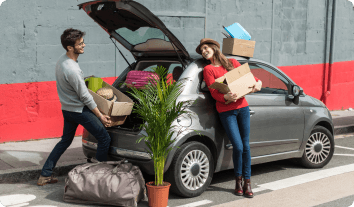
125, 71, 159, 89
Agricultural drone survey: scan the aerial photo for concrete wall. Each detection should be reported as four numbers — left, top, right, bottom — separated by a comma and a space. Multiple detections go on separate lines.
0, 0, 354, 142
2, 0, 353, 84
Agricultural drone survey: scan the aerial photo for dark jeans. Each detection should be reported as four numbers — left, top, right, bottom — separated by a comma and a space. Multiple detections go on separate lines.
219, 106, 251, 179
40, 106, 111, 177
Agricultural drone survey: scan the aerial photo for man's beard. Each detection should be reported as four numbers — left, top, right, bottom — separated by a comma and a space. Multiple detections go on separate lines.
74, 47, 83, 54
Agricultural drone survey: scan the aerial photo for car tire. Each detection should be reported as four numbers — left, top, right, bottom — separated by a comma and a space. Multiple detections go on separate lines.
165, 141, 214, 198
299, 125, 334, 168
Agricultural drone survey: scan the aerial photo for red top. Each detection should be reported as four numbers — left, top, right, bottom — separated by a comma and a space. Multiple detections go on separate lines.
203, 59, 260, 113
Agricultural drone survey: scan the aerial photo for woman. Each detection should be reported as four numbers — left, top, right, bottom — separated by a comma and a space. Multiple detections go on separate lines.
196, 38, 262, 198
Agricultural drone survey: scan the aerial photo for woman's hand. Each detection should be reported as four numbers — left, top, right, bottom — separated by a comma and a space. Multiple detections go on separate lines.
250, 80, 262, 93
224, 92, 237, 103
99, 114, 111, 127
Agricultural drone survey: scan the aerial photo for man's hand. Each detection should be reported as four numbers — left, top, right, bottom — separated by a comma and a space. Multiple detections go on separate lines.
91, 107, 111, 127
99, 115, 111, 127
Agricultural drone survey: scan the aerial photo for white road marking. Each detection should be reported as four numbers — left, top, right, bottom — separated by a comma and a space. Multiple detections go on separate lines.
212, 171, 354, 207
253, 163, 354, 192
8, 203, 29, 207
175, 200, 213, 207
334, 154, 354, 157
334, 133, 354, 139
252, 187, 267, 193
336, 145, 354, 151
0, 194, 36, 206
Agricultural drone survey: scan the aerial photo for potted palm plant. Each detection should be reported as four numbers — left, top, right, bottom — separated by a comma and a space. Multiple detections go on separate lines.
128, 66, 189, 207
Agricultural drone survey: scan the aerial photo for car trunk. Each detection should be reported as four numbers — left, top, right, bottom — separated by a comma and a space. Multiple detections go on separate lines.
79, 0, 190, 153
110, 87, 144, 132
78, 0, 190, 60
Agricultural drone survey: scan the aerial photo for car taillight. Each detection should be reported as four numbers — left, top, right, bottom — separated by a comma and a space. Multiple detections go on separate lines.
82, 129, 89, 140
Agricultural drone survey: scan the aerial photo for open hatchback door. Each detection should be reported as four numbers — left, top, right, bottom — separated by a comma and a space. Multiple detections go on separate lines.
78, 0, 191, 60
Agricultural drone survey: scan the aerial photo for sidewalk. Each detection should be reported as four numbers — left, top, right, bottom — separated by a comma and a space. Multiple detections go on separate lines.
1, 110, 354, 183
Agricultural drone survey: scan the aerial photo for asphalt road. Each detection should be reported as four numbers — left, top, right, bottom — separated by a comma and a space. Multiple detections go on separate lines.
1, 134, 354, 207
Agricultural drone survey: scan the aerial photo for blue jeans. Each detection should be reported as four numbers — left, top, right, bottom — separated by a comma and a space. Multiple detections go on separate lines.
219, 106, 251, 179
40, 106, 111, 177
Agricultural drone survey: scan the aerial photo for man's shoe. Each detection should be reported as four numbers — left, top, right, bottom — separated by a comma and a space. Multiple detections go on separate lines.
235, 176, 243, 196
243, 179, 254, 198
37, 175, 58, 186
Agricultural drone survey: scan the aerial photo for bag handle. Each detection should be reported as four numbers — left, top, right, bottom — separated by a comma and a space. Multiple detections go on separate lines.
112, 159, 132, 174
79, 158, 127, 172
88, 157, 126, 165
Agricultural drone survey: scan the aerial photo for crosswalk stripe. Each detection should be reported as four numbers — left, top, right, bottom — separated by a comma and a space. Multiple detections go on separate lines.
334, 153, 354, 157
336, 145, 354, 151
254, 163, 354, 192
212, 171, 354, 207
175, 200, 213, 207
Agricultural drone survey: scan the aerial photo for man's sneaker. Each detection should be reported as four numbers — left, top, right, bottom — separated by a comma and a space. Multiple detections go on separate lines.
37, 175, 58, 186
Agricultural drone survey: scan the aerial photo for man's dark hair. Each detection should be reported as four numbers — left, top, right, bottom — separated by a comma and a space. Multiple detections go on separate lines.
61, 28, 86, 51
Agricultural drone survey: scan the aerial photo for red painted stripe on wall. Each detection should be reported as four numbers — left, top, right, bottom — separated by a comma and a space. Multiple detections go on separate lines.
0, 60, 353, 142
0, 77, 116, 143
278, 61, 354, 110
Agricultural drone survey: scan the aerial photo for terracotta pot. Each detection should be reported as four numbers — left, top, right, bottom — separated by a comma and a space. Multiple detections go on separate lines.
146, 181, 171, 207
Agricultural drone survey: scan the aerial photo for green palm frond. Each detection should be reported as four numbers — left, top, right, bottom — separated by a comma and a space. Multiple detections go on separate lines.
127, 66, 190, 186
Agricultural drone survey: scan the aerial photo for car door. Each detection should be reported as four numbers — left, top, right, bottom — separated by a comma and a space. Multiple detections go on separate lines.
242, 61, 305, 157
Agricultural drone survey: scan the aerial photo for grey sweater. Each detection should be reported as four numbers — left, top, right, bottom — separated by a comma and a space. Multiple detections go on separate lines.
55, 53, 97, 113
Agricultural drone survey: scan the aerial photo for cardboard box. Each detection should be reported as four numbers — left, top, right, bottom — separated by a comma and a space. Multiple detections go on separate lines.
222, 38, 256, 58
88, 81, 134, 127
209, 63, 256, 104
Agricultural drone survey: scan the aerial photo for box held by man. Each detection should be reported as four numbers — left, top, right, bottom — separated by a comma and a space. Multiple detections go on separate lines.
88, 81, 134, 126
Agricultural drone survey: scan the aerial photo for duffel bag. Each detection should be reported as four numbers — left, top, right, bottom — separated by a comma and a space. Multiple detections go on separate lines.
125, 71, 159, 89
63, 159, 146, 207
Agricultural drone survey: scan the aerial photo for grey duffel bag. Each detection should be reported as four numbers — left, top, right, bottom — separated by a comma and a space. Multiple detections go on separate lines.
63, 159, 146, 206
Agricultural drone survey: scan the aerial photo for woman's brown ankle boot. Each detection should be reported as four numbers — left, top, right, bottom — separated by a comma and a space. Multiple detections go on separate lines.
243, 179, 254, 198
235, 176, 243, 196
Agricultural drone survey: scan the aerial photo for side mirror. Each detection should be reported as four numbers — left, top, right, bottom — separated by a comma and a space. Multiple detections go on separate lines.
293, 85, 301, 96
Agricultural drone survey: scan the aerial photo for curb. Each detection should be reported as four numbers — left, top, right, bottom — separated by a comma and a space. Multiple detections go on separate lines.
334, 125, 354, 136
0, 160, 86, 184
1, 125, 354, 184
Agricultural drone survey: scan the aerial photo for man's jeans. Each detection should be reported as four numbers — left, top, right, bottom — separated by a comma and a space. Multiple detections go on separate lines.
40, 106, 111, 177
219, 106, 251, 179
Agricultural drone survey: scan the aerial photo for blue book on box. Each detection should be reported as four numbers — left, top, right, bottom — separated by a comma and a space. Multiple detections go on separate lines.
223, 23, 251, 40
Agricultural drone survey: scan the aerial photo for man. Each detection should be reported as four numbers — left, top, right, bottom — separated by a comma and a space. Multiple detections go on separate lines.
37, 28, 111, 186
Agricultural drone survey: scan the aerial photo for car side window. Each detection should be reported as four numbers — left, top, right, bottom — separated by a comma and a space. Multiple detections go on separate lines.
168, 63, 183, 82
139, 63, 183, 82
142, 64, 158, 72
249, 63, 289, 95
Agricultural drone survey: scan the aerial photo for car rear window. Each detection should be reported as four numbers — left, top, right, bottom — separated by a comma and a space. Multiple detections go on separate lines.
116, 27, 170, 46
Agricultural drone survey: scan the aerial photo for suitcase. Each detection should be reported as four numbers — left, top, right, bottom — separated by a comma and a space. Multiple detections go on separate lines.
63, 159, 146, 207
125, 71, 159, 89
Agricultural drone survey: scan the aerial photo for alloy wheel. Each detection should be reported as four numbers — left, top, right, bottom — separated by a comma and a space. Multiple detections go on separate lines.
305, 132, 331, 164
180, 150, 210, 190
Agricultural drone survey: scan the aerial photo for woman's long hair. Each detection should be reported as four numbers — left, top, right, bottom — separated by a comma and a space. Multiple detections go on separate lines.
203, 44, 234, 71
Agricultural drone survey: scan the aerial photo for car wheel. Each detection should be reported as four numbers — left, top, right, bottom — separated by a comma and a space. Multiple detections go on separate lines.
165, 141, 214, 198
299, 126, 334, 168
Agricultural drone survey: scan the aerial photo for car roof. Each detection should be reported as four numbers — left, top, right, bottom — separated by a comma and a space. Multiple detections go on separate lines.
190, 54, 298, 86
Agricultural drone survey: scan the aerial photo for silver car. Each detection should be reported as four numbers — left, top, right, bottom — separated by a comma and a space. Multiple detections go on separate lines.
79, 0, 334, 198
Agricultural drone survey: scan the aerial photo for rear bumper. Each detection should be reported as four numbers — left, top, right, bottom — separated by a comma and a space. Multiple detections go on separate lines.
82, 139, 155, 175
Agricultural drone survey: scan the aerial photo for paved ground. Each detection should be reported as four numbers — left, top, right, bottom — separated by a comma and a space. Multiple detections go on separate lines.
1, 110, 354, 181
1, 134, 354, 207
0, 109, 354, 206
